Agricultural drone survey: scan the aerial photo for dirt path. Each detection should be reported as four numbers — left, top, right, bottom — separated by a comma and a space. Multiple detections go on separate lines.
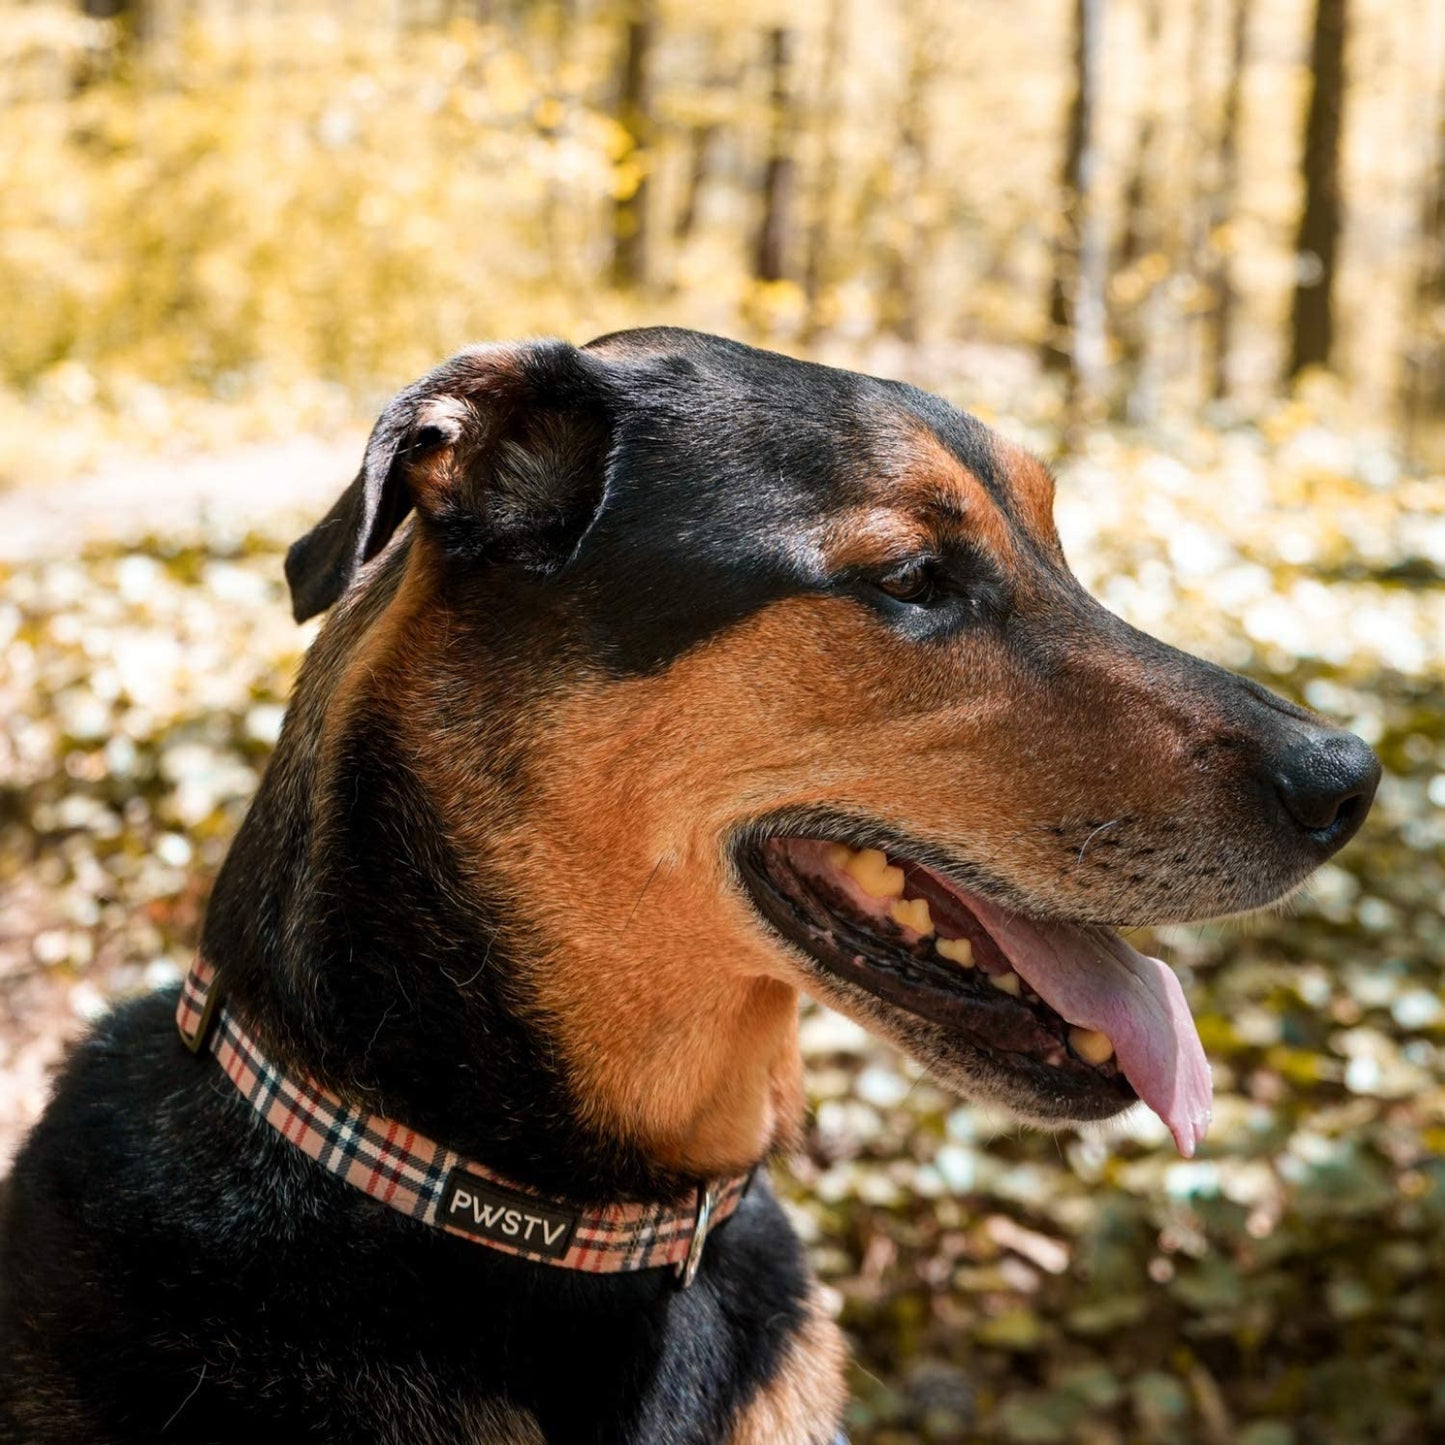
0, 434, 362, 562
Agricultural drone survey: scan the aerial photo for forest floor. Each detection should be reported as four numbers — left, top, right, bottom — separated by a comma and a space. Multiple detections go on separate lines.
2, 408, 1444, 1445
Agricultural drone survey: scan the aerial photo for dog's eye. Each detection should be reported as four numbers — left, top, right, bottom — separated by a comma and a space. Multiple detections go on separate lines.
874, 559, 940, 606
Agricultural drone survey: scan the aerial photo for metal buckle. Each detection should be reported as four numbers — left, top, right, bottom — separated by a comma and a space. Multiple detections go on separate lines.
676, 1180, 720, 1289
181, 973, 223, 1055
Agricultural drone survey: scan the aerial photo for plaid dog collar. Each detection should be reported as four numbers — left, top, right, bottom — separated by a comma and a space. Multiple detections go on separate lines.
176, 956, 747, 1284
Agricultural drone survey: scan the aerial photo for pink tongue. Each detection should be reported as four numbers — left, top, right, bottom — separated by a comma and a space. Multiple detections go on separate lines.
965, 894, 1213, 1157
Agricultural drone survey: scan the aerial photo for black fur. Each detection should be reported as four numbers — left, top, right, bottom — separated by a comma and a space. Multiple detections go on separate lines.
0, 328, 1378, 1444
1, 994, 809, 1444
2, 330, 857, 1445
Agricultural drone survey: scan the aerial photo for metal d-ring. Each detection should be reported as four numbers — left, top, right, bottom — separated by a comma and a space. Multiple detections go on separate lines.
677, 1181, 720, 1289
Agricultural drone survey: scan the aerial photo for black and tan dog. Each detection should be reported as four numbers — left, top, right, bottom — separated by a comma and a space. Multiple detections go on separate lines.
0, 330, 1378, 1443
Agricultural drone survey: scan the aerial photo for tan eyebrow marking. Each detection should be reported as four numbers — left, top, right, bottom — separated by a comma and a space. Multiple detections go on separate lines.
809, 412, 1043, 578
815, 507, 935, 571
991, 434, 1061, 549
888, 423, 1018, 560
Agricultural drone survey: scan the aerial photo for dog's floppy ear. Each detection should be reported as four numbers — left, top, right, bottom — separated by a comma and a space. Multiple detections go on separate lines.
285, 340, 613, 622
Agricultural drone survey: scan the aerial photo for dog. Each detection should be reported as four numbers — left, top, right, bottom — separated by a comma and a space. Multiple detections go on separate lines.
0, 329, 1379, 1443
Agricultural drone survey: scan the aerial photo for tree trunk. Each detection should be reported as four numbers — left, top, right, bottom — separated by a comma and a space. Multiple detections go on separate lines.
73, 0, 151, 87
1044, 0, 1109, 421
81, 0, 146, 25
1111, 0, 1163, 420
673, 122, 717, 247
1043, 0, 1086, 376
1287, 0, 1348, 379
879, 14, 937, 342
1208, 0, 1250, 401
1402, 99, 1445, 461
803, 0, 847, 336
611, 6, 654, 291
753, 28, 797, 284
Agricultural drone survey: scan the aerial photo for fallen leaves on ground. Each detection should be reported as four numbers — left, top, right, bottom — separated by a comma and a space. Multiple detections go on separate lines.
1, 410, 1443, 1445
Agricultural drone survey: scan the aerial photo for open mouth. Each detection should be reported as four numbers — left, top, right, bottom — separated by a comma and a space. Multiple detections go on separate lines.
737, 830, 1212, 1157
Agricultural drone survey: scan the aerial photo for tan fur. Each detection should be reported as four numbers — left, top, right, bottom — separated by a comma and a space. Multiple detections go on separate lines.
896, 422, 1020, 559
318, 423, 1254, 1176
317, 539, 439, 758
495, 577, 1208, 1172
992, 432, 1062, 549
824, 423, 1018, 571
725, 1287, 849, 1445
465, 1399, 547, 1445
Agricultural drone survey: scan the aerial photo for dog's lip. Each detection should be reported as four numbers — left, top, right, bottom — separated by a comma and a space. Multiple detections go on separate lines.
732, 826, 1133, 1108
733, 819, 1212, 1157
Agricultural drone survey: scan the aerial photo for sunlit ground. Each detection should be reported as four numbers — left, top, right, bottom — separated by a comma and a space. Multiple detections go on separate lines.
5, 0, 1445, 1440
3, 389, 1442, 1442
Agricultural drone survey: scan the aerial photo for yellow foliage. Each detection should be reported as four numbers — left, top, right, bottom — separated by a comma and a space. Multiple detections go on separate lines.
1, 0, 1440, 482
0, 9, 628, 401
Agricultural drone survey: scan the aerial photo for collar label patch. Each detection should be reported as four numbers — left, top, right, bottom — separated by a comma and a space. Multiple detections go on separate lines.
439, 1168, 579, 1259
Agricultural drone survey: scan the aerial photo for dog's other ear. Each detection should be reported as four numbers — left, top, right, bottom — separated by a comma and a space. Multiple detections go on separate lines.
284, 408, 420, 624
285, 340, 613, 622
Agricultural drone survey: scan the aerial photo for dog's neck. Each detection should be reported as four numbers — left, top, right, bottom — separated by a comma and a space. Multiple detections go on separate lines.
199, 542, 804, 1205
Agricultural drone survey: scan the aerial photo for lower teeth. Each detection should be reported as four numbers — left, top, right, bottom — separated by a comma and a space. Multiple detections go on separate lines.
1068, 1027, 1115, 1064
935, 937, 974, 966
889, 897, 934, 936
821, 840, 1117, 1069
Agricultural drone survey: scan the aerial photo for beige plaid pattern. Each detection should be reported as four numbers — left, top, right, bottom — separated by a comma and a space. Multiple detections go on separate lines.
177, 956, 748, 1272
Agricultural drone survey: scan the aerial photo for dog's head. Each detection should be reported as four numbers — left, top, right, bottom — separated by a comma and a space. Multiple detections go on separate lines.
281, 329, 1378, 1175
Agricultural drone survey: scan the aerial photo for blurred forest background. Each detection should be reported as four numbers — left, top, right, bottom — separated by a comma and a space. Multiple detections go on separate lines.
3, 0, 1445, 1441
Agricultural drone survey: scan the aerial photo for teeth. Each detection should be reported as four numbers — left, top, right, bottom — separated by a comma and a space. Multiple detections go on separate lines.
935, 936, 974, 967
819, 846, 1118, 1064
843, 847, 906, 900
1068, 1027, 1115, 1064
889, 897, 934, 936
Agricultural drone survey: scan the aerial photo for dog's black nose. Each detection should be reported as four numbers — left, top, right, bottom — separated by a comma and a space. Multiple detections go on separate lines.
1271, 731, 1381, 844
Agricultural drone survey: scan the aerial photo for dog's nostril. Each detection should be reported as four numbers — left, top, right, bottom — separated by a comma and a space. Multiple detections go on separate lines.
1331, 791, 1369, 836
1272, 732, 1381, 838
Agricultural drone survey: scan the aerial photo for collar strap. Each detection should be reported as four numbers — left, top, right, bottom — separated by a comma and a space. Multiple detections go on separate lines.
177, 956, 747, 1283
